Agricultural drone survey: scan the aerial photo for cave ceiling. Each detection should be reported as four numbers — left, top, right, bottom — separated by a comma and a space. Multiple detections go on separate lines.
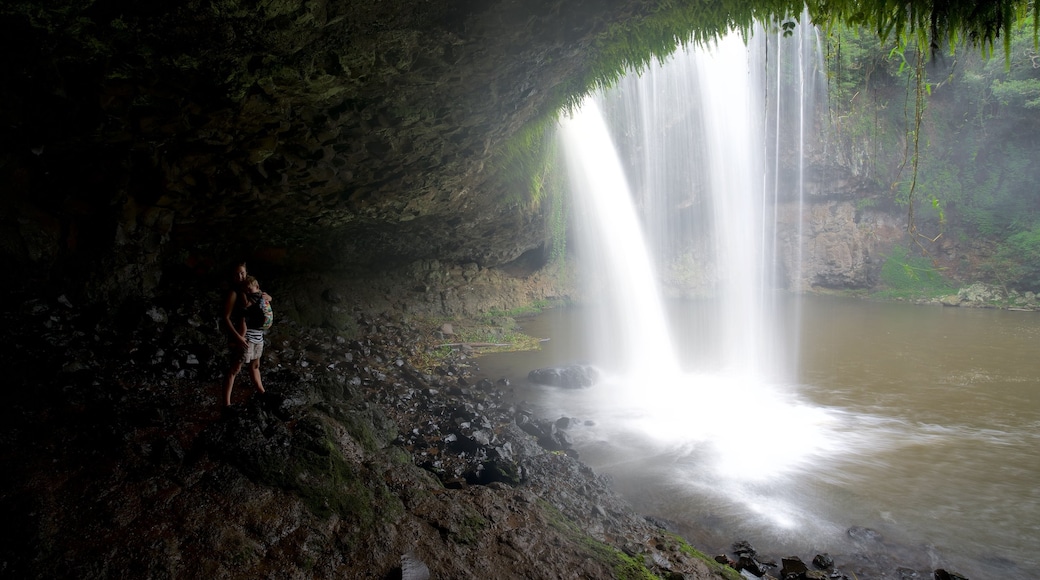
1, 0, 643, 284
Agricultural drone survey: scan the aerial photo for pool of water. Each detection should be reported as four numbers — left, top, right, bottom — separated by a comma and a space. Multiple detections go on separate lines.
473, 295, 1040, 579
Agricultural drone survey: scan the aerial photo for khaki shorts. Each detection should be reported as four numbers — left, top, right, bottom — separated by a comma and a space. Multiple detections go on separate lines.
230, 340, 264, 364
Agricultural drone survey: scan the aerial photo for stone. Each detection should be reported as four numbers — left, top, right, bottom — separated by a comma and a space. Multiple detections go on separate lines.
940, 294, 962, 306
527, 364, 599, 388
934, 569, 970, 580
781, 556, 809, 578
811, 553, 834, 569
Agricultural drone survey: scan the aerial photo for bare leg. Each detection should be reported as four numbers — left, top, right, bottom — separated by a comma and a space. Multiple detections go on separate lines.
223, 360, 243, 407
249, 358, 265, 394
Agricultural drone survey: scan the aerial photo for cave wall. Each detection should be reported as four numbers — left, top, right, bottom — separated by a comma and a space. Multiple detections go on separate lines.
0, 0, 648, 310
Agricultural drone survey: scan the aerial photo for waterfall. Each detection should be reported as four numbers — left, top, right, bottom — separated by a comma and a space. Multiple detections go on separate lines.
548, 26, 1038, 573
559, 99, 680, 380
557, 22, 833, 482
565, 22, 825, 384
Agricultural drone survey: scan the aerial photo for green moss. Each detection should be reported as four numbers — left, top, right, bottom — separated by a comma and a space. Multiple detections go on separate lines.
384, 445, 415, 465
442, 504, 488, 545
483, 299, 562, 319
243, 414, 403, 524
339, 413, 381, 453
532, 498, 746, 579
664, 532, 745, 580
537, 499, 657, 580
450, 323, 545, 354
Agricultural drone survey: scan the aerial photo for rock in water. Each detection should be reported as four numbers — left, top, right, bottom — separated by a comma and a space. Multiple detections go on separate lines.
527, 364, 599, 388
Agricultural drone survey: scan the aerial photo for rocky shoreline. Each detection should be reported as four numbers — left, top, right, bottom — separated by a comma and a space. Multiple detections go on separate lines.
0, 290, 992, 579
836, 281, 1040, 311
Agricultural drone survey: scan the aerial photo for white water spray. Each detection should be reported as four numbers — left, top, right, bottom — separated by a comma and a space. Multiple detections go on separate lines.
559, 100, 680, 380
559, 24, 835, 484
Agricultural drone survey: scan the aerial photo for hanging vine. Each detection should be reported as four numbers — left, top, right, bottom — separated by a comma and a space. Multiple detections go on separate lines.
902, 46, 945, 254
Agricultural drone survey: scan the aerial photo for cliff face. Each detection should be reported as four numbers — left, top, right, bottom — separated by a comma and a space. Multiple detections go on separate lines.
0, 0, 649, 307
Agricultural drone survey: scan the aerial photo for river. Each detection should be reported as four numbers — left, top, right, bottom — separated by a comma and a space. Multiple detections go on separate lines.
473, 295, 1040, 579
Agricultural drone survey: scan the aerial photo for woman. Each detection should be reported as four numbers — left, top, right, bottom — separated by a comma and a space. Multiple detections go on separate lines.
220, 262, 268, 409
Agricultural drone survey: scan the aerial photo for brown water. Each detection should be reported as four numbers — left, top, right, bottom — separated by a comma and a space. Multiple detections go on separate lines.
474, 295, 1040, 579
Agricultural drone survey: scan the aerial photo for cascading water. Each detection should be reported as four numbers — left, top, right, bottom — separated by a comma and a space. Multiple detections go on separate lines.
559, 99, 680, 380
593, 25, 826, 381
557, 21, 843, 531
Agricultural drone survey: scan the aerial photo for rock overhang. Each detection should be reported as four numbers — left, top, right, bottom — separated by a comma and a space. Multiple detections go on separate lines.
2, 0, 638, 296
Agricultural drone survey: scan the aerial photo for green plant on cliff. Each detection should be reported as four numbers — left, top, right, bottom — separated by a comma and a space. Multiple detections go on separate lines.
877, 244, 954, 299
454, 322, 544, 353
491, 115, 573, 272
586, 0, 1036, 114
989, 222, 1040, 289
823, 12, 1040, 278
937, 18, 1040, 235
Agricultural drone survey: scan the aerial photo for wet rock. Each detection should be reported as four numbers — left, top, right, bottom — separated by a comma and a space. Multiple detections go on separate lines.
847, 526, 883, 543
649, 550, 673, 569
714, 554, 737, 567
781, 556, 809, 578
730, 540, 776, 577
736, 555, 770, 577
527, 364, 600, 388
940, 294, 963, 307
322, 288, 344, 303
467, 458, 521, 485
515, 414, 572, 451
958, 283, 1002, 304
554, 416, 578, 429
812, 553, 834, 569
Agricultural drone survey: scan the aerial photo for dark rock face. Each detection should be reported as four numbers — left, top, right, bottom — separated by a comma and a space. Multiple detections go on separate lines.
0, 0, 654, 304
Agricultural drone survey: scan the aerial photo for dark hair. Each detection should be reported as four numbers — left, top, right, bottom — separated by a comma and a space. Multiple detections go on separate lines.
221, 262, 248, 292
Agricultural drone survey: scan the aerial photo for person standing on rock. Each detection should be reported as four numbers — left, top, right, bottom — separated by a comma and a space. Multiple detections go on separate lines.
237, 275, 270, 397
220, 262, 269, 409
